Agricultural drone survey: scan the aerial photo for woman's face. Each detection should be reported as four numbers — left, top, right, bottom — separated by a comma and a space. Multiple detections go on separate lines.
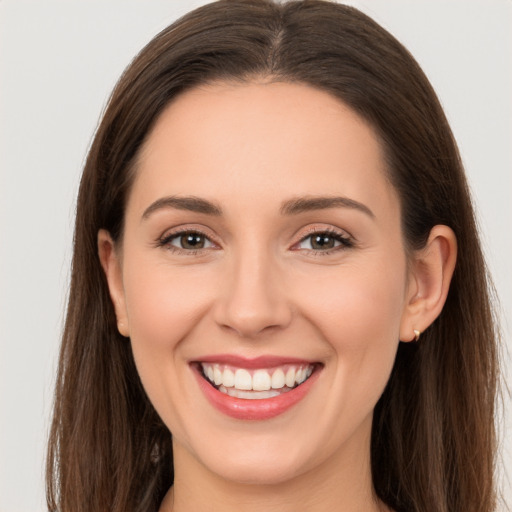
104, 81, 417, 485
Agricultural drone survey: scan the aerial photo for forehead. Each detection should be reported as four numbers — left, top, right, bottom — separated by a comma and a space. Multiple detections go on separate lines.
129, 81, 399, 222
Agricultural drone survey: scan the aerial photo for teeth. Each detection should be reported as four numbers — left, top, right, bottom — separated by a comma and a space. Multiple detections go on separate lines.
285, 368, 296, 388
200, 362, 315, 394
234, 369, 252, 390
253, 370, 271, 391
213, 366, 223, 386
223, 368, 235, 387
219, 385, 282, 399
271, 368, 285, 389
295, 367, 309, 385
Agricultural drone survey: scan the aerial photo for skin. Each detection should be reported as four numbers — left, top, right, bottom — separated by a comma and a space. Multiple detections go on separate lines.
99, 81, 457, 512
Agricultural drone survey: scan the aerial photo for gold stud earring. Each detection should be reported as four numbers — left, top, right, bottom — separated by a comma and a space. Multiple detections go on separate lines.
117, 321, 129, 337
413, 329, 421, 342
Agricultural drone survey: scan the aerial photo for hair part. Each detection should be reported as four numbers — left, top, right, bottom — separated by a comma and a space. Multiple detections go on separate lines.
47, 1, 499, 511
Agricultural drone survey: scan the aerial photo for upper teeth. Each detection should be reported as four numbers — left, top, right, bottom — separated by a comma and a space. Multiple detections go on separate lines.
201, 363, 314, 391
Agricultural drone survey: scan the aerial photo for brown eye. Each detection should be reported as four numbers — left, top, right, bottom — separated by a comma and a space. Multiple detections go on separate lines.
311, 234, 337, 250
178, 233, 206, 249
164, 231, 215, 251
296, 231, 352, 251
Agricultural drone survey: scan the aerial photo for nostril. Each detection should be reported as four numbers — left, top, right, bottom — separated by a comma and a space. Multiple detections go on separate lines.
218, 319, 287, 339
211, 263, 293, 336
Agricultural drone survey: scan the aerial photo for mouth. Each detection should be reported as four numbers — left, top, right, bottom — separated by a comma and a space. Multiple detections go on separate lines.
191, 357, 322, 420
198, 362, 316, 399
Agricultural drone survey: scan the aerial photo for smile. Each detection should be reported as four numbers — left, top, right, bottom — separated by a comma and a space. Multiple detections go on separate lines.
200, 362, 315, 399
192, 356, 322, 420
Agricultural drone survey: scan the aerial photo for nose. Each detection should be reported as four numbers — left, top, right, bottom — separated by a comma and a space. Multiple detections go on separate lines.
213, 246, 293, 338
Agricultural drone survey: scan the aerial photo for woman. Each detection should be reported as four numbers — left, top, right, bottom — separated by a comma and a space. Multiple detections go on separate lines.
46, 1, 499, 511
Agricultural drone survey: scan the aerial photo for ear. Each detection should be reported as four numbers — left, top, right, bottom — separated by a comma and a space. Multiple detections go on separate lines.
399, 225, 457, 342
98, 229, 130, 337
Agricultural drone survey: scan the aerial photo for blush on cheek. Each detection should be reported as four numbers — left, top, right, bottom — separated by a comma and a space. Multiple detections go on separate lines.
304, 282, 402, 349
125, 265, 213, 340
123, 268, 215, 422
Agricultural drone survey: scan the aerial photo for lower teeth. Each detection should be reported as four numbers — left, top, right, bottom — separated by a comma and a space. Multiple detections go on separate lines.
218, 385, 292, 399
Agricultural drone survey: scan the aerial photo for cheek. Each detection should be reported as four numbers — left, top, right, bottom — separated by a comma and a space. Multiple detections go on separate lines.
123, 259, 212, 345
299, 260, 406, 346
295, 259, 406, 403
120, 259, 215, 414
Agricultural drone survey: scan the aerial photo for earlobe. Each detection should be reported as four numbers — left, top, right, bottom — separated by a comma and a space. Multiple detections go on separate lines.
400, 225, 457, 342
97, 229, 130, 337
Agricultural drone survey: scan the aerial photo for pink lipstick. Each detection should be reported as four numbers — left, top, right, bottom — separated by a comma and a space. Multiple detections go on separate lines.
191, 355, 322, 420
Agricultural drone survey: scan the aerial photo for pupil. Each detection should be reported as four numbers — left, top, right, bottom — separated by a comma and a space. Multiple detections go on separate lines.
312, 234, 334, 249
181, 233, 204, 249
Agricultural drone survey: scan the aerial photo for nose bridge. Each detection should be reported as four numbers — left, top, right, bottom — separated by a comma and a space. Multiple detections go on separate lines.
214, 239, 291, 338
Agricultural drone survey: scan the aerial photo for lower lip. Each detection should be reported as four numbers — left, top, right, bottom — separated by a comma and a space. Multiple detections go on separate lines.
192, 365, 321, 421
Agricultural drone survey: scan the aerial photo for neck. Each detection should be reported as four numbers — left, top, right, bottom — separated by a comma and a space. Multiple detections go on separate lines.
160, 417, 388, 512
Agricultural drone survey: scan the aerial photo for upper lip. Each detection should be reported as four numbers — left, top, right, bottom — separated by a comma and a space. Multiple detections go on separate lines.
191, 354, 318, 369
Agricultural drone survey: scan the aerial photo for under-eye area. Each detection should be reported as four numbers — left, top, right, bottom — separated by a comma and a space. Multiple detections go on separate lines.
195, 362, 322, 400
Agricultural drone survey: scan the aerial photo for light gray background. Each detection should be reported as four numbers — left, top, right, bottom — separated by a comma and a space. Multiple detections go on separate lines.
1, 1, 510, 510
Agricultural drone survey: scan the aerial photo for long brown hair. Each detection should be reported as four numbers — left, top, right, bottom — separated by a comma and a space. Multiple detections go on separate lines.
46, 1, 499, 511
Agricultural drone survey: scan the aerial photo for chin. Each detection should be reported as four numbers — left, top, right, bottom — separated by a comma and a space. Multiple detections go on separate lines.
200, 448, 311, 486
173, 422, 321, 487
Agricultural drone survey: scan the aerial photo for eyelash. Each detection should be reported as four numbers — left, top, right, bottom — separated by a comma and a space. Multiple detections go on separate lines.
293, 228, 354, 255
157, 229, 216, 255
156, 227, 354, 255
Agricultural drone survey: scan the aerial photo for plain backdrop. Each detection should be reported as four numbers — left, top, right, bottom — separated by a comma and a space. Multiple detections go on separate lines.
0, 1, 510, 510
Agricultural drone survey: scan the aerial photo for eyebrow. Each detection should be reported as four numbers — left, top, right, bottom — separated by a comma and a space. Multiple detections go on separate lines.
141, 194, 374, 220
280, 196, 375, 218
141, 195, 222, 219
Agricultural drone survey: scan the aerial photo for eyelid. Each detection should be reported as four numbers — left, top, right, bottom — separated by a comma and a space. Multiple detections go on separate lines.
154, 223, 355, 255
295, 224, 353, 241
169, 232, 215, 249
290, 225, 355, 252
156, 225, 221, 252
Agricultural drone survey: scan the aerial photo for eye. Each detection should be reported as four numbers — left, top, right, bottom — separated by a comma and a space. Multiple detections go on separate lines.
159, 230, 216, 251
295, 230, 353, 252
